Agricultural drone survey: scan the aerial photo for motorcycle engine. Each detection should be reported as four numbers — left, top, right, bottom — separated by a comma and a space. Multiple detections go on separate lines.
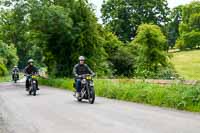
81, 79, 86, 84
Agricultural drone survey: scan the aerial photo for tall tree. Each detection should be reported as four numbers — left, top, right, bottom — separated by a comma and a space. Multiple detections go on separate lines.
101, 0, 170, 42
166, 5, 183, 48
176, 1, 200, 50
133, 24, 168, 78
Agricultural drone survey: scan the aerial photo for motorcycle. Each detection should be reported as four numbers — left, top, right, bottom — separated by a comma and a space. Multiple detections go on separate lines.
26, 74, 39, 96
13, 71, 19, 83
74, 74, 95, 104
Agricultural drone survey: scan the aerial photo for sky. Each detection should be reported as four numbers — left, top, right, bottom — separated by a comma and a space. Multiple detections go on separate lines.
89, 0, 195, 22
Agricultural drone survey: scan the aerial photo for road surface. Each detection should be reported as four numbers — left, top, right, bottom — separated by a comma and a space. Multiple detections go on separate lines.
0, 82, 200, 133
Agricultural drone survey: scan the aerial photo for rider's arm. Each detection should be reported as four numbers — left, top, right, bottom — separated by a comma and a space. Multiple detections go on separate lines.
85, 64, 95, 77
73, 64, 79, 77
24, 67, 28, 75
33, 67, 39, 75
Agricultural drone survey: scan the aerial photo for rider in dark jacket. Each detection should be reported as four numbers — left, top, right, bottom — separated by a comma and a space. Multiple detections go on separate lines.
73, 56, 95, 97
12, 66, 19, 80
24, 59, 39, 90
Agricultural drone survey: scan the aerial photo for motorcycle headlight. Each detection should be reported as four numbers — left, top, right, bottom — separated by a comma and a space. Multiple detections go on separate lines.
86, 76, 92, 80
32, 76, 37, 79
81, 79, 86, 84
32, 80, 36, 83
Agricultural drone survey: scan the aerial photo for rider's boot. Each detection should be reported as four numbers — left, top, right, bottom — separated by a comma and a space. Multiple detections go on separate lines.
76, 92, 80, 98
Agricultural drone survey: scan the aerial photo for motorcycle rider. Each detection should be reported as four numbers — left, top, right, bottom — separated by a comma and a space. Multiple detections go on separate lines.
73, 56, 95, 97
12, 66, 19, 80
24, 59, 39, 91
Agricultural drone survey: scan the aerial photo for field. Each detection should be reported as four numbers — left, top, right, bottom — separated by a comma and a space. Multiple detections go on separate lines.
171, 50, 200, 80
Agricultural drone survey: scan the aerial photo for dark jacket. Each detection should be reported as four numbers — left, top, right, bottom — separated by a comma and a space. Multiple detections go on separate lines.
73, 64, 95, 77
24, 65, 38, 75
12, 68, 19, 73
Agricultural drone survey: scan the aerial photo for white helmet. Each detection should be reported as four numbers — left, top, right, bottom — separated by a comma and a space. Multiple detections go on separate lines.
79, 56, 85, 61
28, 59, 34, 63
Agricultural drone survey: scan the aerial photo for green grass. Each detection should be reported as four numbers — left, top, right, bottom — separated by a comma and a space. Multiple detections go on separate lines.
0, 75, 11, 82
39, 78, 200, 112
171, 50, 200, 80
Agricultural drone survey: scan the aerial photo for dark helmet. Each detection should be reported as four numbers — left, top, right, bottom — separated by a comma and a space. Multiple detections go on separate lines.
79, 56, 85, 61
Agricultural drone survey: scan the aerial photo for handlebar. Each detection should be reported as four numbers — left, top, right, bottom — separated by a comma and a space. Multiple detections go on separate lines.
76, 74, 95, 78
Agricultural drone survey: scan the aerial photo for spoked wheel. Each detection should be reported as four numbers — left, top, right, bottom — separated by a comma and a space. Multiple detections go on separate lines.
88, 87, 95, 104
32, 84, 37, 96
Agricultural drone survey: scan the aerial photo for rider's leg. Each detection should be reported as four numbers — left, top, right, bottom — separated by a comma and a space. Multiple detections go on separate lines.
76, 79, 81, 97
26, 77, 29, 90
17, 74, 19, 79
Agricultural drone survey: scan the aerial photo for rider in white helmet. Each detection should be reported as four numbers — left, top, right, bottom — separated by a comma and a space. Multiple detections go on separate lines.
24, 59, 39, 90
12, 66, 19, 80
73, 56, 95, 97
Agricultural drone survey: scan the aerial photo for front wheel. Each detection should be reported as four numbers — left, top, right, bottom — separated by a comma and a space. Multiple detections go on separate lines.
88, 87, 95, 104
32, 84, 37, 96
29, 90, 32, 95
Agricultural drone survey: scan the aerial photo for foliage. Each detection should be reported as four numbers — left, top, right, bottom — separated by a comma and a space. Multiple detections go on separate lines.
176, 1, 200, 50
0, 63, 8, 76
101, 0, 170, 42
39, 78, 200, 112
133, 24, 169, 78
0, 0, 109, 77
166, 5, 183, 48
0, 41, 18, 69
101, 31, 136, 77
109, 45, 136, 77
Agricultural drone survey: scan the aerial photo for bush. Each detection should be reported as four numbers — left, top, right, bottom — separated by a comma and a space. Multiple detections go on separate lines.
0, 64, 8, 76
132, 24, 171, 78
109, 46, 136, 77
0, 41, 19, 69
175, 38, 186, 50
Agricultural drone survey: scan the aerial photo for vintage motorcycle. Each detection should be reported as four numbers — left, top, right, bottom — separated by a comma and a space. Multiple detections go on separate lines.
26, 74, 39, 96
74, 74, 95, 104
13, 71, 19, 83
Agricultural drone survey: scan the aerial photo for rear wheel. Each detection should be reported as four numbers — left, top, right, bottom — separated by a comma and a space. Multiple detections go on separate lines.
88, 87, 95, 104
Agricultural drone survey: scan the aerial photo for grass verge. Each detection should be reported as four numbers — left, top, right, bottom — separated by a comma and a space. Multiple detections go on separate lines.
0, 75, 11, 83
171, 50, 200, 80
39, 78, 200, 112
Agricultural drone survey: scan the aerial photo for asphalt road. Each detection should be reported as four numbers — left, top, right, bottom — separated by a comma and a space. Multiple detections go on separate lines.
0, 82, 200, 133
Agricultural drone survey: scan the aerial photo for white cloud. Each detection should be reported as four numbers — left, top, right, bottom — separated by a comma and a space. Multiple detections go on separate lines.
168, 0, 194, 8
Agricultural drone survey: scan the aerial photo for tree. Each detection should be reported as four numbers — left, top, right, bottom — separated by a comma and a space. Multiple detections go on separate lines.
0, 0, 110, 77
166, 5, 183, 48
133, 24, 168, 78
0, 41, 18, 69
101, 0, 170, 42
27, 0, 109, 77
176, 1, 200, 50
